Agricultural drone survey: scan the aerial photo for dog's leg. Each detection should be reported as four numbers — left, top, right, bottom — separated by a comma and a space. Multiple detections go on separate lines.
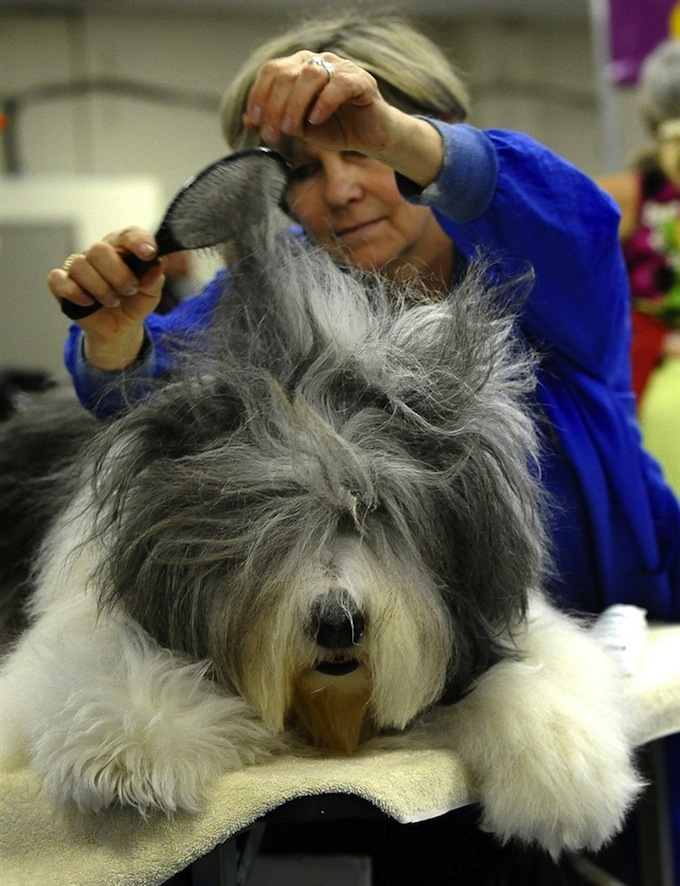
1, 600, 284, 815
445, 594, 644, 857
0, 519, 284, 815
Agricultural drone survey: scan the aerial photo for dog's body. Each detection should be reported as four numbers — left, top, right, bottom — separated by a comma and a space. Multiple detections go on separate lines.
0, 236, 642, 856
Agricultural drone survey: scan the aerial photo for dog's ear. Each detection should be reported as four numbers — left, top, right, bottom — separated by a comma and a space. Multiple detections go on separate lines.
94, 373, 248, 471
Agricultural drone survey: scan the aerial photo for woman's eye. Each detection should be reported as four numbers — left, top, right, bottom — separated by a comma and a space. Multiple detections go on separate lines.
289, 163, 318, 183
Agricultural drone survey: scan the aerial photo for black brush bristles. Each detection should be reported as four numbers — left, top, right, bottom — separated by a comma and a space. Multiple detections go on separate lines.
62, 147, 291, 320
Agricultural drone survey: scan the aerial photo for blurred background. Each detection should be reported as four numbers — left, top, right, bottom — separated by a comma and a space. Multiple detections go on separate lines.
0, 0, 676, 376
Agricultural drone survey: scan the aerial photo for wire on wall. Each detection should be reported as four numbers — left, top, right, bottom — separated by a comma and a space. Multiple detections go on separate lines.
0, 78, 222, 174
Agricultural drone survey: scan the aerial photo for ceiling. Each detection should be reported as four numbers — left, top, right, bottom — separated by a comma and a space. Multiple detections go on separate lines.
0, 0, 592, 22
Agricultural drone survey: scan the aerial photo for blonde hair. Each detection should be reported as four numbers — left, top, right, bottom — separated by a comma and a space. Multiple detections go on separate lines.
221, 14, 469, 150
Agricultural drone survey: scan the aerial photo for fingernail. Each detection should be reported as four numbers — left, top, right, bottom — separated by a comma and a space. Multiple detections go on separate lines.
281, 115, 294, 135
121, 284, 137, 297
249, 105, 262, 125
262, 124, 279, 144
139, 243, 155, 258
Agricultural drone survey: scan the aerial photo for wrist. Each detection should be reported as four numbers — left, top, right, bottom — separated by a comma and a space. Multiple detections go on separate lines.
83, 326, 147, 372
371, 113, 445, 188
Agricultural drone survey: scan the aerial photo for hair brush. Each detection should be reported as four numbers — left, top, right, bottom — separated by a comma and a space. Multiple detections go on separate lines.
61, 146, 291, 320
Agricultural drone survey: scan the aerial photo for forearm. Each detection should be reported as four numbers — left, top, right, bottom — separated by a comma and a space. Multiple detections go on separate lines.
396, 122, 499, 223
411, 124, 630, 381
64, 270, 227, 416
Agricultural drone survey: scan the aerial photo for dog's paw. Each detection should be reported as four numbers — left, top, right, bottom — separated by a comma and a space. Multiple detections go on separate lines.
461, 662, 643, 857
31, 659, 283, 815
450, 603, 645, 857
473, 709, 643, 857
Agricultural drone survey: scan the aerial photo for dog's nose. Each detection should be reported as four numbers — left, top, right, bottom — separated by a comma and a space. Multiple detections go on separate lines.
310, 590, 365, 649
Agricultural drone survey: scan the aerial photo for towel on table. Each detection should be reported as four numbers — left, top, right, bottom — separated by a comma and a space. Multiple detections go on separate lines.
1, 622, 678, 886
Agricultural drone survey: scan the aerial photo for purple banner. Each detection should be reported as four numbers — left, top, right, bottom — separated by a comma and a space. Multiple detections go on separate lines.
607, 0, 676, 85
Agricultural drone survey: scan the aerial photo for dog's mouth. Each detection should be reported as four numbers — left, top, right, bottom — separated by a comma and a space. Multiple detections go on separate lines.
315, 658, 361, 676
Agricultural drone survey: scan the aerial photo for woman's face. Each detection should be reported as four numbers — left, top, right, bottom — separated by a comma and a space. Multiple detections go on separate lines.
285, 144, 454, 288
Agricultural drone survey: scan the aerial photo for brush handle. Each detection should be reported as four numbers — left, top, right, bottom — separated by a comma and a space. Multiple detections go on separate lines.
60, 253, 160, 320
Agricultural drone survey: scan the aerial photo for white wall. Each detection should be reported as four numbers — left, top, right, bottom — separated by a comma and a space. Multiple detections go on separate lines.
0, 5, 649, 187
0, 175, 162, 375
0, 3, 651, 373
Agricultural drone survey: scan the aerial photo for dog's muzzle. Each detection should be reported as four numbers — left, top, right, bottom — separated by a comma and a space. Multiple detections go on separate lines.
309, 589, 365, 675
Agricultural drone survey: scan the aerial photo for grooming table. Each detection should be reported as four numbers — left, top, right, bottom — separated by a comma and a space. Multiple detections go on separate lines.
1, 622, 679, 886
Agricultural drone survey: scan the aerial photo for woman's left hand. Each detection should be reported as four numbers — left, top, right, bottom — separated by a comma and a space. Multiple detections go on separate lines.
244, 50, 445, 188
244, 50, 398, 155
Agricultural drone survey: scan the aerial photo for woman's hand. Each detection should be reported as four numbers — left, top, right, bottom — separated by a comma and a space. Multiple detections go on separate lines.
244, 51, 394, 153
47, 227, 165, 372
244, 50, 444, 187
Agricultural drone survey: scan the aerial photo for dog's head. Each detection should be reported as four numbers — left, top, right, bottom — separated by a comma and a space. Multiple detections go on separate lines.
90, 239, 547, 750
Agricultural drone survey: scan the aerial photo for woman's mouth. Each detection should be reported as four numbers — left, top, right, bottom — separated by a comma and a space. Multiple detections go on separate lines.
335, 218, 386, 243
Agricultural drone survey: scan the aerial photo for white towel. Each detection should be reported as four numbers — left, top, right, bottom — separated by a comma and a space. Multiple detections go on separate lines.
1, 623, 678, 886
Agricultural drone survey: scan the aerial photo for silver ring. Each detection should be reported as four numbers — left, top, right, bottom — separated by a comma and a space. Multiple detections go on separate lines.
308, 55, 335, 81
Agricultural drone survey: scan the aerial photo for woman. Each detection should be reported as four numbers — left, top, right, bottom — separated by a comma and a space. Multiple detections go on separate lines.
48, 15, 679, 622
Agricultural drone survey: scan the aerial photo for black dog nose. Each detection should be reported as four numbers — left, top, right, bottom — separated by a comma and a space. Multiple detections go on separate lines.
310, 590, 365, 649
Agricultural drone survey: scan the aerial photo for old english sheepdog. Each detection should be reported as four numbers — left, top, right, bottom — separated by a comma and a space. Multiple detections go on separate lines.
0, 233, 642, 857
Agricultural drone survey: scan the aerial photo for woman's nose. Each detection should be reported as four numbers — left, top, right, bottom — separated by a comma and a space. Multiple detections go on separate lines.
322, 156, 362, 207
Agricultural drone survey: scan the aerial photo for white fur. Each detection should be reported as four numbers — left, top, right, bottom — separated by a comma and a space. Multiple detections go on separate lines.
0, 500, 283, 815
384, 593, 645, 858
0, 503, 642, 847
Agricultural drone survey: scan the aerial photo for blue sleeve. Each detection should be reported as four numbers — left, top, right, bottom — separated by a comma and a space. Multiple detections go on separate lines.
64, 270, 227, 417
65, 331, 159, 418
406, 122, 631, 387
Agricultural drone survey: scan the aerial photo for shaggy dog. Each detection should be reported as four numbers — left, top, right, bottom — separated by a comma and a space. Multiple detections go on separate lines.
0, 233, 642, 857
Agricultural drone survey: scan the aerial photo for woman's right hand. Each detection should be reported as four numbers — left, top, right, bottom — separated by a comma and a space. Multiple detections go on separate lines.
47, 227, 165, 372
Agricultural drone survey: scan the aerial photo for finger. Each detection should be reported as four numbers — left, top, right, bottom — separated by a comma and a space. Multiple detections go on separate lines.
50, 240, 152, 314
117, 263, 166, 322
282, 54, 340, 134
246, 57, 297, 143
73, 245, 136, 308
105, 226, 158, 263
47, 267, 99, 311
49, 264, 164, 325
306, 62, 377, 127
247, 52, 329, 144
52, 250, 124, 312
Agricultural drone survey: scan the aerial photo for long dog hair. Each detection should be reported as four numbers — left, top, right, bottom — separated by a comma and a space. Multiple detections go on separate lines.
0, 234, 642, 856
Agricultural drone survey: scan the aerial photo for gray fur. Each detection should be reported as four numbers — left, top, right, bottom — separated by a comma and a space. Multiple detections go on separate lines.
1, 235, 545, 702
